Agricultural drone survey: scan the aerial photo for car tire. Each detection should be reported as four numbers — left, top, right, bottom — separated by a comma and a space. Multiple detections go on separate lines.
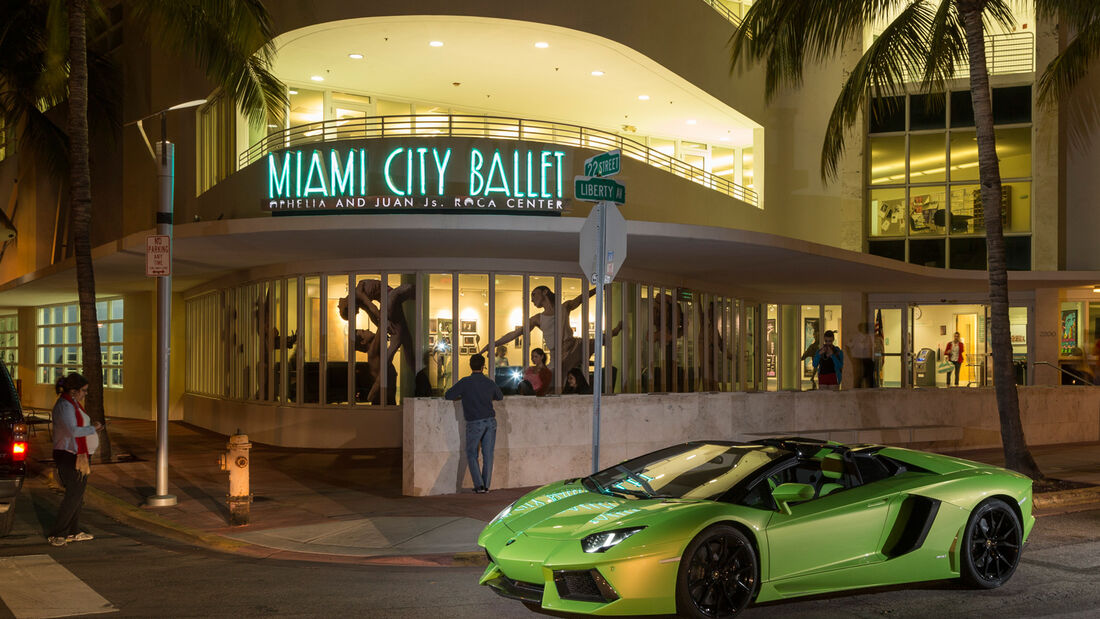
0, 496, 16, 537
675, 524, 758, 619
960, 497, 1022, 589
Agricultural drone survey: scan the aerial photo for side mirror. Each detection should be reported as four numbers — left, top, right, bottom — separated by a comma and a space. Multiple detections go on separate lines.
772, 482, 815, 515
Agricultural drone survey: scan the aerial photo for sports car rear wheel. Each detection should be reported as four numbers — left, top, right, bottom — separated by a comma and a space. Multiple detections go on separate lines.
676, 525, 757, 618
961, 498, 1022, 589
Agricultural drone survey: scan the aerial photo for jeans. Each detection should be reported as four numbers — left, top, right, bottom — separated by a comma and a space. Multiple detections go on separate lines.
465, 417, 497, 490
950, 360, 962, 386
50, 450, 87, 538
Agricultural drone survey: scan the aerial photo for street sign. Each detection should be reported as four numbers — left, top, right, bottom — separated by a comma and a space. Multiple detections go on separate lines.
579, 202, 627, 284
574, 175, 626, 204
146, 235, 171, 276
583, 149, 621, 177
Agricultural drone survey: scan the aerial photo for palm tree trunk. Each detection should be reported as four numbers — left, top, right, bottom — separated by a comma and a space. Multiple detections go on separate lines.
960, 2, 1039, 478
68, 0, 112, 460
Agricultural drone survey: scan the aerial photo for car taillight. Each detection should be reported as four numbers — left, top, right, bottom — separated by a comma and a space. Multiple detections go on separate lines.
12, 442, 26, 461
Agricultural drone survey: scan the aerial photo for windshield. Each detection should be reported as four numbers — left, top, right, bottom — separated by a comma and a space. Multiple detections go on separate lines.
585, 443, 785, 501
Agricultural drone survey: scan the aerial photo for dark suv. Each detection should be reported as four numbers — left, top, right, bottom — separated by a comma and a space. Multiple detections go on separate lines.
0, 362, 27, 535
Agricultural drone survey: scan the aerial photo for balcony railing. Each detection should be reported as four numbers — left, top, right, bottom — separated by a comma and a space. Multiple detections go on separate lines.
239, 115, 760, 207
700, 0, 746, 27
894, 31, 1034, 82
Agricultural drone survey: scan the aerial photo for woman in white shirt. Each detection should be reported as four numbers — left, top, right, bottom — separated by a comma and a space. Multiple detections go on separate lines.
47, 373, 101, 547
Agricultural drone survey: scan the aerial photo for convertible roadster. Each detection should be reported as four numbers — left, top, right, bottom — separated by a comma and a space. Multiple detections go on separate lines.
478, 437, 1034, 617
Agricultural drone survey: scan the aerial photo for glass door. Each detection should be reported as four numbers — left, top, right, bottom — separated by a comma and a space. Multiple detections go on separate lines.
871, 305, 908, 388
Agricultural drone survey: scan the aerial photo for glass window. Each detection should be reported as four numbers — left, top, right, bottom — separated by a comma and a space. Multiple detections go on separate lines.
949, 237, 986, 270
909, 93, 945, 131
286, 278, 299, 403
711, 147, 735, 183
765, 304, 778, 392
951, 90, 974, 128
302, 276, 321, 404
869, 96, 906, 133
326, 275, 351, 404
288, 89, 324, 143
909, 188, 947, 235
36, 299, 123, 388
1005, 236, 1031, 271
1060, 301, 1084, 358
996, 127, 1031, 179
870, 136, 905, 185
908, 133, 946, 183
741, 148, 755, 191
744, 303, 757, 390
428, 274, 454, 392
948, 131, 979, 182
870, 187, 906, 236
868, 240, 905, 261
0, 314, 17, 380
908, 239, 945, 268
798, 305, 820, 391
1003, 181, 1031, 233
992, 85, 1031, 125
456, 274, 489, 385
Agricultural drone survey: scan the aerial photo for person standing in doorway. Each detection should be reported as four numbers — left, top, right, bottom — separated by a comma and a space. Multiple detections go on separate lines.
945, 332, 965, 386
848, 323, 875, 388
48, 373, 101, 546
444, 354, 503, 493
812, 331, 844, 390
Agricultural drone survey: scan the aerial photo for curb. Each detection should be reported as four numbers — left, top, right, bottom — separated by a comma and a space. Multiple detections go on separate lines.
59, 478, 485, 568
1033, 485, 1100, 510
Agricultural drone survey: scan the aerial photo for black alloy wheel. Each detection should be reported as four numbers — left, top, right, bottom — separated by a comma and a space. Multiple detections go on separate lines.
961, 497, 1022, 589
676, 525, 757, 618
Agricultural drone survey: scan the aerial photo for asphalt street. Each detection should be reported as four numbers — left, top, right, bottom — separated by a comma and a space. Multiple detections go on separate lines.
0, 483, 1098, 618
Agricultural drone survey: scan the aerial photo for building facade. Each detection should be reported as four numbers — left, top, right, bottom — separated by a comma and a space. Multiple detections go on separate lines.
0, 0, 1097, 448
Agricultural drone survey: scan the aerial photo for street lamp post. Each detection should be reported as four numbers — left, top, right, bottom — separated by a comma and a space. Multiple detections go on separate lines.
131, 99, 206, 508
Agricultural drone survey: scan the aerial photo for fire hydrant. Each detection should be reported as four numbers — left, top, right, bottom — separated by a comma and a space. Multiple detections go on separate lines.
217, 431, 252, 525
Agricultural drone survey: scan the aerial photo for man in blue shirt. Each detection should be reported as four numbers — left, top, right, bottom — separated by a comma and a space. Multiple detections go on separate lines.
445, 354, 504, 493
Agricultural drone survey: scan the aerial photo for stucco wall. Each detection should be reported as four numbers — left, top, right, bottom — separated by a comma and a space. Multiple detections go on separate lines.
403, 387, 1100, 496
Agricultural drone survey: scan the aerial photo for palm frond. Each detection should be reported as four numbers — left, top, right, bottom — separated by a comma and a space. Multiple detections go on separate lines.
1037, 4, 1100, 105
821, 1, 957, 180
731, 0, 902, 100
129, 0, 287, 127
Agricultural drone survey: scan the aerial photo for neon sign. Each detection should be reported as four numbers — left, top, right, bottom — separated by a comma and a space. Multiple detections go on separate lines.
265, 146, 567, 201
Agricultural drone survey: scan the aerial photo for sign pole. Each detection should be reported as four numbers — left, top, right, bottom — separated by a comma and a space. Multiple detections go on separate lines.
148, 117, 177, 507
591, 201, 607, 474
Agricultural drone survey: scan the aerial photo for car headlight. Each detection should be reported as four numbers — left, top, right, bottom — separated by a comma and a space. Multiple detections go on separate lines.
491, 501, 516, 524
581, 527, 646, 553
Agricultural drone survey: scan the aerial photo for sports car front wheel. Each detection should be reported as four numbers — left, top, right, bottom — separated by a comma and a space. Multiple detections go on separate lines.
676, 524, 758, 618
961, 498, 1022, 589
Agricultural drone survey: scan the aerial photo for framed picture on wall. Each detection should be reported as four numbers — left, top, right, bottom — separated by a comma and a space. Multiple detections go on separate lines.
460, 320, 477, 333
428, 335, 436, 349
438, 319, 453, 334
513, 325, 523, 348
462, 335, 476, 346
459, 345, 476, 355
429, 318, 438, 333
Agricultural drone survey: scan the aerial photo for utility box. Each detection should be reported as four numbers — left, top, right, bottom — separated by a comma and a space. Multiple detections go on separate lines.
914, 347, 938, 387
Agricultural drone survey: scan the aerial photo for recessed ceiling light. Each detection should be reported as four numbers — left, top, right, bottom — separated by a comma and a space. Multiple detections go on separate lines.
686, 119, 697, 125
310, 75, 324, 82
590, 70, 604, 77
429, 41, 444, 47
638, 94, 650, 101
534, 41, 550, 48
720, 136, 731, 141
348, 53, 363, 59
288, 90, 298, 95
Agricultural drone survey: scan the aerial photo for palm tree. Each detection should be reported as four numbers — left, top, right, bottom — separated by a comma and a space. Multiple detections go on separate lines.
729, 0, 1041, 478
1036, 1, 1100, 133
3, 0, 286, 459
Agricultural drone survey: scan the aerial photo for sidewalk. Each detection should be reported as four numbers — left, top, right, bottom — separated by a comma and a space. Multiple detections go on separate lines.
28, 419, 528, 566
26, 419, 1100, 566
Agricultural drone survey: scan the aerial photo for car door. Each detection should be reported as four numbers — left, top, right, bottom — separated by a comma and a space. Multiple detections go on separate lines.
763, 465, 895, 582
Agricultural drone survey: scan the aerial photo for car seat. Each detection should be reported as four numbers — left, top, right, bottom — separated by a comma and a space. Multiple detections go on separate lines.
818, 452, 845, 497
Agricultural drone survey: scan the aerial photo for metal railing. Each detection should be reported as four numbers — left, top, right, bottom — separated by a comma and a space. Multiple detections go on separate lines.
1033, 361, 1096, 385
239, 114, 760, 207
700, 0, 745, 27
899, 31, 1035, 82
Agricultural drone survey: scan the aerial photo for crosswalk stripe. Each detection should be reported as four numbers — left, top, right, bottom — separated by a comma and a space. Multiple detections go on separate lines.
0, 554, 117, 619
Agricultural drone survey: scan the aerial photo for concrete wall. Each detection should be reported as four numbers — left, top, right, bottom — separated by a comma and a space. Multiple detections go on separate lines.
183, 395, 402, 449
403, 387, 1100, 495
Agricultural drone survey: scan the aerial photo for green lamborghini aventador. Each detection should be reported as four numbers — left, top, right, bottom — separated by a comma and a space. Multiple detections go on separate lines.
478, 437, 1034, 618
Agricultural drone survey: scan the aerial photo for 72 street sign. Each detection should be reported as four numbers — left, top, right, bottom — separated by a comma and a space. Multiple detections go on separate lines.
574, 175, 626, 204
583, 149, 621, 177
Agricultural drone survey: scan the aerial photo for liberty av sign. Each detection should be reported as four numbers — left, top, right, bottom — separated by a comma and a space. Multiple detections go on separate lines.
263, 145, 571, 213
